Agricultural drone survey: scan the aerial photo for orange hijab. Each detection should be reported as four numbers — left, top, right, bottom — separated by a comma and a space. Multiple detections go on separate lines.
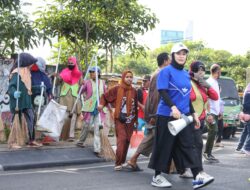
115, 70, 133, 119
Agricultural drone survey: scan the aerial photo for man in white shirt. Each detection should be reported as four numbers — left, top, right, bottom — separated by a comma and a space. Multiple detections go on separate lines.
204, 64, 221, 161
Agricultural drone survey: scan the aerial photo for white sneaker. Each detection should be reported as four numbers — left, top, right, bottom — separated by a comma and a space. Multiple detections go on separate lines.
180, 168, 193, 178
193, 172, 214, 189
235, 149, 245, 154
151, 175, 172, 188
242, 149, 250, 156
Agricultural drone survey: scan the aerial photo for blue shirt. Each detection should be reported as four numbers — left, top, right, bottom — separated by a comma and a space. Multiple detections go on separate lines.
157, 65, 191, 116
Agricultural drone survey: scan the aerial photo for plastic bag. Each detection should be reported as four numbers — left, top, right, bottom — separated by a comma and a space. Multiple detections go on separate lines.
37, 100, 67, 141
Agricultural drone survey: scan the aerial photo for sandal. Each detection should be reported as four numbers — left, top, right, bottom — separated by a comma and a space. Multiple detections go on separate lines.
9, 144, 22, 149
67, 138, 75, 142
28, 141, 43, 147
123, 161, 143, 172
76, 142, 85, 148
114, 165, 122, 171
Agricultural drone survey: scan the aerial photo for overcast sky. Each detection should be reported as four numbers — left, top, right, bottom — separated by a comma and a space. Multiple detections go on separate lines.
138, 0, 250, 55
26, 0, 250, 61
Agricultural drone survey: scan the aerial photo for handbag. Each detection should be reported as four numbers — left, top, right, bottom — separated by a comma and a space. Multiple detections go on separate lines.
119, 101, 127, 123
119, 112, 127, 123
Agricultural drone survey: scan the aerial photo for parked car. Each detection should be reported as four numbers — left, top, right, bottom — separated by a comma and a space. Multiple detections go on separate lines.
218, 76, 241, 139
205, 75, 241, 139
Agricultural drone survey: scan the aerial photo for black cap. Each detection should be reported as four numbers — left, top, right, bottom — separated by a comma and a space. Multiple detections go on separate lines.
19, 53, 37, 67
190, 61, 205, 73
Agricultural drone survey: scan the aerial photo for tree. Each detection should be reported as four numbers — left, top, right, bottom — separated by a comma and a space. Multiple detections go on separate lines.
113, 40, 250, 88
35, 0, 158, 71
0, 1, 41, 55
96, 0, 158, 72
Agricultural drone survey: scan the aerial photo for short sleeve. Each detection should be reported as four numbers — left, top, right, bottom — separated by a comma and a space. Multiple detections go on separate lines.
157, 67, 170, 90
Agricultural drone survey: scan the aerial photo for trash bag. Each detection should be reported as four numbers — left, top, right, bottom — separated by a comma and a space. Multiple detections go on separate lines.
37, 100, 67, 141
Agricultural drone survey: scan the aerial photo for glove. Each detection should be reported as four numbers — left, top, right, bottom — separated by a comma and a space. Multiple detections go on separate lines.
14, 91, 21, 99
198, 78, 211, 89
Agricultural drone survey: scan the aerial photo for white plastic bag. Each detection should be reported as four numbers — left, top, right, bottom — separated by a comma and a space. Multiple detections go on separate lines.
37, 100, 67, 141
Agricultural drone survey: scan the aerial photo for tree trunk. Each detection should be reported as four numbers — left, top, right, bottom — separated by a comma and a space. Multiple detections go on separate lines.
85, 23, 89, 69
105, 45, 108, 73
110, 46, 113, 73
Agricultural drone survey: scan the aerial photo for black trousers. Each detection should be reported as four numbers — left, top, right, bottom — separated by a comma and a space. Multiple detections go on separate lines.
216, 119, 224, 143
148, 115, 201, 175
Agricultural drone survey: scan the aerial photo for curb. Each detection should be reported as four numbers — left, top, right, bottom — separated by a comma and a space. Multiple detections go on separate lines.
1, 158, 106, 171
0, 147, 106, 171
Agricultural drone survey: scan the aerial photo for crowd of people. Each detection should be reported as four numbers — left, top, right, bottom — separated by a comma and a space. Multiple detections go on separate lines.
4, 42, 250, 189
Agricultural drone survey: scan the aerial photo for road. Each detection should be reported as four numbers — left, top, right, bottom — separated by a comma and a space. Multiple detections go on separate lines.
0, 136, 249, 190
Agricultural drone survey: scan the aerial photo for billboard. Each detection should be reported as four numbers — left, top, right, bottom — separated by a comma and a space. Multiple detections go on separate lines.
160, 30, 184, 45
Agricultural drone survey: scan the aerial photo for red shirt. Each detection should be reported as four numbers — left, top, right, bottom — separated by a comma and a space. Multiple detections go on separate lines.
138, 89, 148, 119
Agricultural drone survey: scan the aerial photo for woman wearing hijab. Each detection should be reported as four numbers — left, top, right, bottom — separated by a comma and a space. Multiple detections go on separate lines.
58, 56, 82, 141
178, 61, 218, 178
8, 53, 42, 148
31, 57, 53, 104
148, 43, 214, 189
98, 70, 138, 171
76, 66, 107, 157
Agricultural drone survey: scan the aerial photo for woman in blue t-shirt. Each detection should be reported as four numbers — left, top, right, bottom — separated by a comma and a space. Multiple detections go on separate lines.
148, 43, 214, 189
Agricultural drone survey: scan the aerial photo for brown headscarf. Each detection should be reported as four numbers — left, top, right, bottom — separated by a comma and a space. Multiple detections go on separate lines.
11, 68, 32, 95
115, 70, 133, 118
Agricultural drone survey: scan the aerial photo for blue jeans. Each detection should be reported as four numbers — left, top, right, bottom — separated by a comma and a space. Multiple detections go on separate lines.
243, 122, 250, 151
237, 122, 248, 150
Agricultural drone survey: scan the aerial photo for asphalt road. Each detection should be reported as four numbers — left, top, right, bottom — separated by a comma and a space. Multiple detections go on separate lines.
0, 136, 249, 190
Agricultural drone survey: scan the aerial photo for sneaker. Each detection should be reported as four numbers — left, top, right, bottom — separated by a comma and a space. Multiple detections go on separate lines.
180, 168, 193, 178
214, 143, 224, 147
203, 153, 218, 161
209, 154, 218, 160
235, 148, 245, 154
151, 175, 172, 188
242, 149, 250, 156
193, 172, 214, 189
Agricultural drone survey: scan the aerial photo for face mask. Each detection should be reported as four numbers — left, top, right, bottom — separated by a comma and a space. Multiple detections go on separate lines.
31, 64, 39, 71
68, 65, 75, 70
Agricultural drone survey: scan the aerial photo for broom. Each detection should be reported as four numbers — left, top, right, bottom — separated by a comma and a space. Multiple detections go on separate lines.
0, 115, 6, 142
61, 54, 96, 140
8, 53, 26, 149
94, 56, 116, 161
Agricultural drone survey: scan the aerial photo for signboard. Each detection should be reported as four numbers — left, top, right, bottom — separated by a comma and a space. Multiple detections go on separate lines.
160, 30, 184, 45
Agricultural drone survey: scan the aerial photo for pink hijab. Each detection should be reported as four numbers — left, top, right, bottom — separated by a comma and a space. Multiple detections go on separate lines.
59, 56, 82, 85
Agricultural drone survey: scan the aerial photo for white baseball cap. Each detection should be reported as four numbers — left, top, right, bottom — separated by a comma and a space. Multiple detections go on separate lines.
171, 43, 189, 54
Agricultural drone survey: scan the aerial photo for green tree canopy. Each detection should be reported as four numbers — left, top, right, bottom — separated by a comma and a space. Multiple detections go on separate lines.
35, 0, 158, 70
114, 41, 250, 87
0, 1, 42, 55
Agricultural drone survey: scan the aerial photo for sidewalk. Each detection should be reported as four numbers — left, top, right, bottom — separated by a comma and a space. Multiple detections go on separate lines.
1, 131, 239, 172
0, 135, 118, 171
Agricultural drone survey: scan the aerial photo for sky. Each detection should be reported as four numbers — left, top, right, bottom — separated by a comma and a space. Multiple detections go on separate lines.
25, 0, 250, 61
138, 0, 250, 55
